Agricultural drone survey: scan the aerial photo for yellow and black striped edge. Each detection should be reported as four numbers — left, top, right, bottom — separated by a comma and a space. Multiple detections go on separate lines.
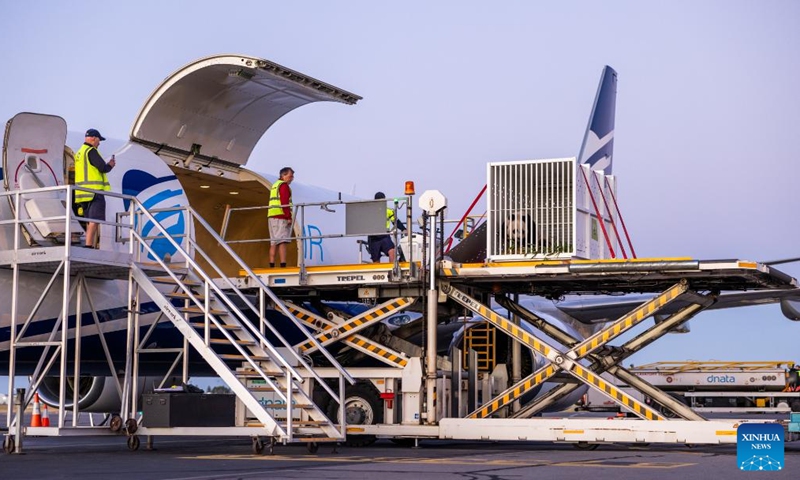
297, 297, 413, 352
286, 302, 408, 366
469, 365, 558, 418
571, 364, 663, 421
573, 282, 687, 358
347, 337, 408, 367
285, 303, 334, 331
442, 267, 460, 276
447, 286, 552, 357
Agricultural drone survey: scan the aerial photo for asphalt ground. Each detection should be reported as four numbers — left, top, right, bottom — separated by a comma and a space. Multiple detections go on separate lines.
1, 435, 797, 480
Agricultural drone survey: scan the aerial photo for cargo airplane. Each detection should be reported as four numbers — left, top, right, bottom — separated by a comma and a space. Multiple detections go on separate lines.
1, 55, 798, 422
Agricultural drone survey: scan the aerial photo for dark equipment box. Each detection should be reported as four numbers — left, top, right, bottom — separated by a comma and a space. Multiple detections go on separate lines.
142, 393, 235, 427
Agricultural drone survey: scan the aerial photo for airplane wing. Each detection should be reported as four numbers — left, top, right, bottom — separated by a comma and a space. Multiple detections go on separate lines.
556, 288, 800, 324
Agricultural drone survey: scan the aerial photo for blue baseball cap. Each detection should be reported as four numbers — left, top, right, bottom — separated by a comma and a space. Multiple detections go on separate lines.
85, 128, 106, 141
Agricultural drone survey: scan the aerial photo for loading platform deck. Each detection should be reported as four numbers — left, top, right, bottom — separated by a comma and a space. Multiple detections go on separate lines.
236, 257, 796, 298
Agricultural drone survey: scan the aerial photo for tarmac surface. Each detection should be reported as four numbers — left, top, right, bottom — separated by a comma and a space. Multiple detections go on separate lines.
1, 434, 797, 480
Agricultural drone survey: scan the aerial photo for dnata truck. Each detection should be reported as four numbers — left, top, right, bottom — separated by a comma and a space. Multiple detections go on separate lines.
579, 361, 800, 415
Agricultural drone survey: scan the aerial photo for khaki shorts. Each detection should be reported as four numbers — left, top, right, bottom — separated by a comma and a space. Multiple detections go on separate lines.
268, 218, 292, 245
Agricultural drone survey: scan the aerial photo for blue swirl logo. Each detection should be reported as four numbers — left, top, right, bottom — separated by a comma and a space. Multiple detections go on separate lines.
123, 170, 186, 261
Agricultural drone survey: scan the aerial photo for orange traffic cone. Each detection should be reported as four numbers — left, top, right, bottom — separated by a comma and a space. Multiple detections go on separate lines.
31, 392, 42, 427
41, 404, 50, 427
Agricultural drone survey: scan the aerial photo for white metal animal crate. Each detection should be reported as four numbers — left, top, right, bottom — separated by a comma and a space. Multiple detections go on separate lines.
486, 158, 619, 261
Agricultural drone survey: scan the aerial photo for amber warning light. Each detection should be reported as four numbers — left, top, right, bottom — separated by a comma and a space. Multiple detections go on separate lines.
404, 181, 415, 195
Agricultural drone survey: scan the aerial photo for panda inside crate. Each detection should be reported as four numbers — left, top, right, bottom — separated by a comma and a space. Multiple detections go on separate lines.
501, 210, 536, 254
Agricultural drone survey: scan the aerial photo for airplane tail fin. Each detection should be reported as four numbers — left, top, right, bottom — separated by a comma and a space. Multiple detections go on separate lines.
578, 66, 617, 175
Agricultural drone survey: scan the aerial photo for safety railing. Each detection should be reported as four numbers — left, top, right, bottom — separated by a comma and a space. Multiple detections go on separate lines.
219, 195, 416, 282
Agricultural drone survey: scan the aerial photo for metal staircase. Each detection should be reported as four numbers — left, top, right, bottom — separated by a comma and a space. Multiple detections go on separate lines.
124, 199, 353, 443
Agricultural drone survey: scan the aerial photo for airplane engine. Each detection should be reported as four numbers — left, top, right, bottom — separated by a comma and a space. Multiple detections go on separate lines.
781, 299, 800, 321
37, 376, 175, 414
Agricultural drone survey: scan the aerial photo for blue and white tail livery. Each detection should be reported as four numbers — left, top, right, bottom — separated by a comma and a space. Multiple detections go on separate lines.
577, 66, 617, 175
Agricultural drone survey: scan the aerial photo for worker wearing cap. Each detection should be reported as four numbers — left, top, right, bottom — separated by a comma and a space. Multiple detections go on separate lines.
368, 192, 406, 263
74, 128, 115, 248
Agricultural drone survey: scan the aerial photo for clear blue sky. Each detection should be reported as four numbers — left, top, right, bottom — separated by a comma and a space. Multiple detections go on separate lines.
1, 0, 798, 389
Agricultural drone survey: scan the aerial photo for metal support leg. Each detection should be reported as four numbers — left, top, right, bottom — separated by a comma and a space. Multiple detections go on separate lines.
14, 388, 25, 455
510, 294, 521, 413
450, 347, 461, 417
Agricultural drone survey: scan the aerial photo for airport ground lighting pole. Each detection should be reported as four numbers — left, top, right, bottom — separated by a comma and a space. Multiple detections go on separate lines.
419, 190, 446, 424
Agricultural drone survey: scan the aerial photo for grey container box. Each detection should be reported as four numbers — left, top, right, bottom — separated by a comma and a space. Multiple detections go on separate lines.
142, 393, 235, 427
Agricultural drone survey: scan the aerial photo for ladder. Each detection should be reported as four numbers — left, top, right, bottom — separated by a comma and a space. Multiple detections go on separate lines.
124, 200, 353, 443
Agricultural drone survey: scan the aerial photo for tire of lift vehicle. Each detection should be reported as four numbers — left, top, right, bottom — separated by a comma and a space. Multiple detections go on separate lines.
327, 382, 384, 447
252, 437, 264, 455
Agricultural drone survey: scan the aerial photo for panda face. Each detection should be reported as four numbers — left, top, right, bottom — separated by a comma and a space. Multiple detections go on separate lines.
506, 212, 528, 243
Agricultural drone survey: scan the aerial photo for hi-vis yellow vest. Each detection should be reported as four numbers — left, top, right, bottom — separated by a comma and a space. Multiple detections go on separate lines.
385, 208, 395, 230
267, 179, 292, 218
74, 144, 110, 203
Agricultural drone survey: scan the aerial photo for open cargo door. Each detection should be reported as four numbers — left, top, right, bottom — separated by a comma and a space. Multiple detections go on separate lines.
131, 54, 362, 170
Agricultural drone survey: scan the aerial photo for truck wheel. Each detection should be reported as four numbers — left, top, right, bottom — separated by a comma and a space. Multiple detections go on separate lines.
573, 442, 599, 450
659, 404, 678, 418
791, 400, 800, 413
328, 383, 383, 447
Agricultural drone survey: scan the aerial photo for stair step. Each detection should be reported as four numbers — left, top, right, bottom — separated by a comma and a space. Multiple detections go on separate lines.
179, 306, 227, 315
190, 322, 241, 331
210, 338, 256, 346
151, 276, 201, 286
291, 420, 328, 426
276, 420, 328, 426
246, 386, 304, 395
244, 380, 287, 386
165, 292, 206, 301
236, 371, 282, 379
138, 261, 188, 271
219, 353, 272, 362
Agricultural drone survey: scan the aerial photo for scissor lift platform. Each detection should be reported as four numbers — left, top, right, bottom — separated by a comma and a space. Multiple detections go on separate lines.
235, 257, 796, 297
439, 257, 796, 295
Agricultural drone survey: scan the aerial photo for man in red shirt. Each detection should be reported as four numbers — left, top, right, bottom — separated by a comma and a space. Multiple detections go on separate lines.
267, 167, 294, 267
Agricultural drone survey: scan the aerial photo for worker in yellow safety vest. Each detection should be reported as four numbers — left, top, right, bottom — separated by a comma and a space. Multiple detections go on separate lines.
267, 167, 294, 267
367, 192, 406, 263
74, 128, 115, 248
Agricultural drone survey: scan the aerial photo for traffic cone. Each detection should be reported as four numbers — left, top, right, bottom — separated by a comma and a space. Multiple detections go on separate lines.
31, 392, 42, 427
41, 404, 50, 427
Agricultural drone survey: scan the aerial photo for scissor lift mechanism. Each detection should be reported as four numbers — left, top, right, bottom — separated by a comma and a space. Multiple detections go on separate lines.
243, 257, 796, 445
